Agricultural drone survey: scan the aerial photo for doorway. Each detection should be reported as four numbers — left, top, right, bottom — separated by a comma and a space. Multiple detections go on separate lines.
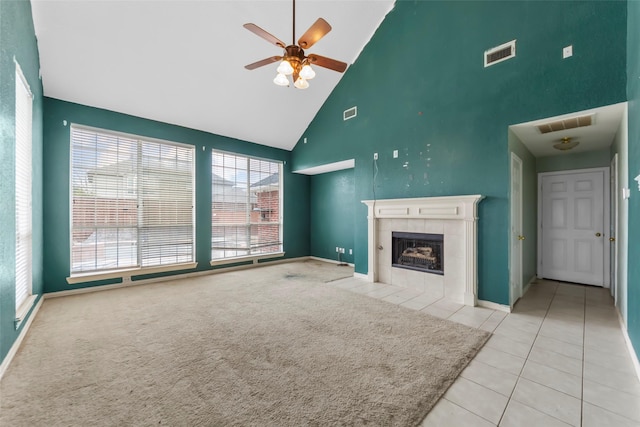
538, 168, 610, 286
610, 154, 618, 301
510, 153, 523, 305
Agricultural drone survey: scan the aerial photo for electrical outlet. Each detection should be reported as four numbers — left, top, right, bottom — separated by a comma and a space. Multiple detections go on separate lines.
393, 150, 398, 158
122, 276, 131, 283
340, 248, 345, 253
563, 45, 573, 58
349, 249, 352, 255
336, 246, 340, 252
373, 153, 378, 160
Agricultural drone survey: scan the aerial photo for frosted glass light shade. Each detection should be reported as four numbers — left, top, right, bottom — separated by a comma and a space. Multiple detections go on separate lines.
300, 65, 316, 80
277, 60, 294, 75
273, 73, 289, 86
294, 77, 309, 89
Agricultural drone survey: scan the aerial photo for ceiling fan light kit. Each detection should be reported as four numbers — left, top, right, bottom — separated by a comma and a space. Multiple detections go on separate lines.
300, 64, 316, 80
273, 73, 290, 86
277, 60, 294, 76
244, 0, 347, 89
294, 77, 310, 89
553, 136, 580, 151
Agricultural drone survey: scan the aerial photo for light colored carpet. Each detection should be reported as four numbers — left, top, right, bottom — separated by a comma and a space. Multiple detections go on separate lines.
0, 260, 490, 426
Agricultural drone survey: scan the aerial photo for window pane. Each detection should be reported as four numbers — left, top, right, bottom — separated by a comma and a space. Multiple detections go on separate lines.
71, 227, 138, 272
71, 127, 195, 274
139, 140, 194, 267
212, 225, 250, 259
212, 151, 282, 261
15, 63, 33, 308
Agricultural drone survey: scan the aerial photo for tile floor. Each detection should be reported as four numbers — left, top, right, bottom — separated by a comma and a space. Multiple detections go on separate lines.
328, 276, 640, 426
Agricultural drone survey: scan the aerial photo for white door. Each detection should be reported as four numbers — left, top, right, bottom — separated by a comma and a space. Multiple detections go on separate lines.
510, 153, 523, 305
541, 170, 605, 285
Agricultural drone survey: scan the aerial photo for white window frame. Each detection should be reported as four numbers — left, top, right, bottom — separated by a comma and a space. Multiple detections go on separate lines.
68, 125, 197, 283
15, 59, 36, 322
210, 150, 284, 265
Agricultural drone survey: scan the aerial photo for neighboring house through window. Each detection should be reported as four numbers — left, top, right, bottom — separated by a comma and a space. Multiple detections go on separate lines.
211, 151, 282, 261
70, 126, 195, 275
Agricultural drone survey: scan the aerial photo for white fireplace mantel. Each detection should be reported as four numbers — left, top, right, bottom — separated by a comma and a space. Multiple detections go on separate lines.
362, 195, 484, 306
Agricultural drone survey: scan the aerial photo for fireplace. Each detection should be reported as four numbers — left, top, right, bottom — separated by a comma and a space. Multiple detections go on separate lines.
362, 195, 484, 306
392, 232, 443, 275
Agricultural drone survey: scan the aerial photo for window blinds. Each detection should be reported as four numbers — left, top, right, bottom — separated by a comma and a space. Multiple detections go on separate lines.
15, 63, 33, 310
70, 127, 194, 274
211, 151, 282, 260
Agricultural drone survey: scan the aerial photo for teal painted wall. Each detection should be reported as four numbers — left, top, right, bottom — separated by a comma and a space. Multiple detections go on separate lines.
626, 0, 640, 358
536, 148, 611, 173
292, 0, 627, 305
42, 98, 310, 293
310, 169, 355, 264
508, 133, 537, 290
0, 0, 44, 365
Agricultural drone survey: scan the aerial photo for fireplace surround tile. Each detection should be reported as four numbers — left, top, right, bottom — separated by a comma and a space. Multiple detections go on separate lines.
363, 195, 484, 306
407, 219, 427, 233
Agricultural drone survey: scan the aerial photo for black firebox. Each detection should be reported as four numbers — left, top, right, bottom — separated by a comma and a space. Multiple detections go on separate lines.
391, 231, 444, 275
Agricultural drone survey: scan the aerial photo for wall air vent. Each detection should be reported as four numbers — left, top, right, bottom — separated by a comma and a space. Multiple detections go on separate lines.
484, 40, 516, 67
343, 106, 357, 121
537, 114, 594, 134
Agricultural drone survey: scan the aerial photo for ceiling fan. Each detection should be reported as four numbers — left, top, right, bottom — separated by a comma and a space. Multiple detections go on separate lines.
243, 0, 348, 89
553, 136, 580, 151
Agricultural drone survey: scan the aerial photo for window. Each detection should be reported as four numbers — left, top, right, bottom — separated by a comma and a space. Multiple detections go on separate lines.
70, 126, 195, 275
15, 61, 33, 316
211, 151, 282, 261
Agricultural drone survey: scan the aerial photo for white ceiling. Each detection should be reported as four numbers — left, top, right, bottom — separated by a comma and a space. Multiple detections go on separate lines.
30, 0, 395, 151
510, 103, 626, 158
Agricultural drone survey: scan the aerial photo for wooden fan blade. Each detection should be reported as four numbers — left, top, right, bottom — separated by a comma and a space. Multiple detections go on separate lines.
245, 56, 282, 70
307, 54, 348, 73
243, 23, 286, 48
298, 18, 332, 49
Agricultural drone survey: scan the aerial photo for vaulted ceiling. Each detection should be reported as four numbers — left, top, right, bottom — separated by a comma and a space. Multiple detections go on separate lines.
31, 0, 396, 151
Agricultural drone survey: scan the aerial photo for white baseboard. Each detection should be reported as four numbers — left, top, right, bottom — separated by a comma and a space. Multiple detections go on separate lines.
353, 272, 368, 280
618, 310, 640, 383
478, 299, 511, 313
45, 256, 312, 299
309, 256, 354, 267
0, 296, 44, 382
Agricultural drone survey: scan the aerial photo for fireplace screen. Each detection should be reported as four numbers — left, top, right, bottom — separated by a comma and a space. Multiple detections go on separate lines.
392, 231, 444, 275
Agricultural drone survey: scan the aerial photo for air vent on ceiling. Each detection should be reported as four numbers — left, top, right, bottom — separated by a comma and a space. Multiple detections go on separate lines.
537, 114, 594, 134
484, 40, 516, 67
343, 106, 357, 121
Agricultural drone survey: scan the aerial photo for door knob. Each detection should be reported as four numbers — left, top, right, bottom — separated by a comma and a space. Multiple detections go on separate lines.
595, 232, 602, 237
518, 235, 525, 240
610, 237, 615, 242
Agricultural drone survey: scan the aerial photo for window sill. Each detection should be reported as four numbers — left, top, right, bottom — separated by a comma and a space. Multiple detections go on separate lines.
16, 294, 38, 324
210, 252, 285, 267
66, 262, 198, 285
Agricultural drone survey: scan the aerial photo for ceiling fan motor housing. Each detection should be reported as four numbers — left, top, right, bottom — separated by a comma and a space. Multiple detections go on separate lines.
284, 45, 306, 78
